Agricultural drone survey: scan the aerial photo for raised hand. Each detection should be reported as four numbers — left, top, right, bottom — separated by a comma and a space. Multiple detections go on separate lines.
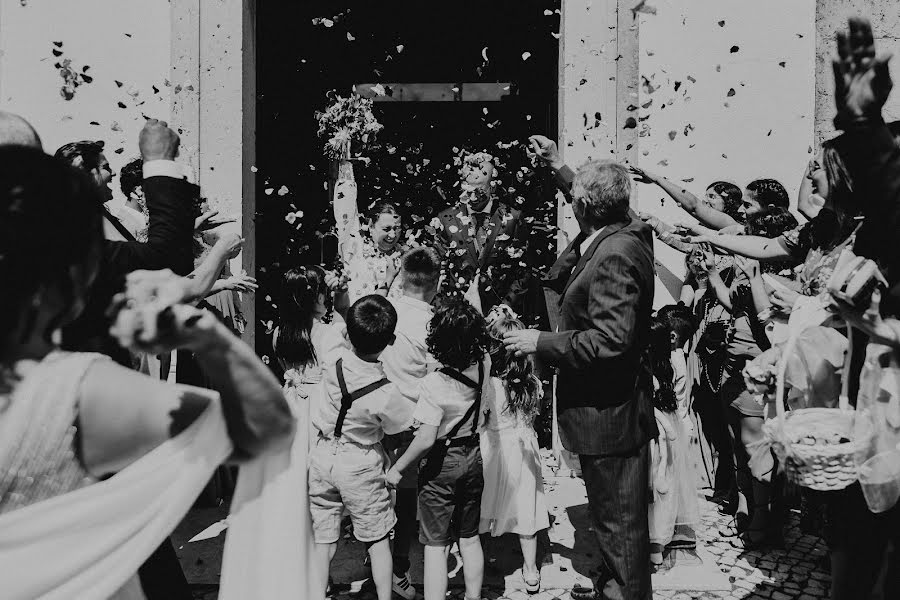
195, 209, 237, 232
221, 273, 258, 293
627, 165, 655, 185
769, 286, 801, 313
139, 118, 180, 162
734, 256, 760, 279
833, 17, 893, 127
527, 135, 563, 170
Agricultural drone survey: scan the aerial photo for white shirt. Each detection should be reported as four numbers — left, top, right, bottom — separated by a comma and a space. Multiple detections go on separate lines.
579, 226, 605, 256
413, 356, 494, 440
313, 349, 414, 445
143, 159, 194, 182
381, 295, 437, 405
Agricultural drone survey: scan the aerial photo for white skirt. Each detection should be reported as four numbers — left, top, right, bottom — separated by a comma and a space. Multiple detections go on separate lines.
479, 428, 550, 537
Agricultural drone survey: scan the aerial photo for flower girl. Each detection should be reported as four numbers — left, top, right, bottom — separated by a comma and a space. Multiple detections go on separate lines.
480, 305, 550, 593
648, 309, 701, 566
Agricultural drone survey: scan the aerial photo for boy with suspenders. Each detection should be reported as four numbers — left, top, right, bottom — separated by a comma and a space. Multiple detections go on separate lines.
387, 298, 493, 600
309, 296, 415, 600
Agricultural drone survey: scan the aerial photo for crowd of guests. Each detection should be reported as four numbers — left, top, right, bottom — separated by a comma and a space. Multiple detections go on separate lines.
0, 15, 898, 600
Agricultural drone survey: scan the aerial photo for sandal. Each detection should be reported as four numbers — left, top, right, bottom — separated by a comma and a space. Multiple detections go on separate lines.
523, 569, 541, 594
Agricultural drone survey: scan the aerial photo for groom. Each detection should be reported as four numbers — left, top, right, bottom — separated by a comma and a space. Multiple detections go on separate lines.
504, 147, 656, 600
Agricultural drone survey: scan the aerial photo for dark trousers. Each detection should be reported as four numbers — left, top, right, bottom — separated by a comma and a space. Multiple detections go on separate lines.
579, 444, 652, 600
693, 379, 735, 494
823, 484, 900, 600
138, 538, 192, 600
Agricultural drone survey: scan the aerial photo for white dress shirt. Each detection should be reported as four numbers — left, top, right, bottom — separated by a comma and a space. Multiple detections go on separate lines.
381, 295, 437, 405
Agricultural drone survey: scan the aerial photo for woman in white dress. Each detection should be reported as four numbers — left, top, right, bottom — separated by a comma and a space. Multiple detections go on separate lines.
0, 146, 294, 599
273, 265, 348, 597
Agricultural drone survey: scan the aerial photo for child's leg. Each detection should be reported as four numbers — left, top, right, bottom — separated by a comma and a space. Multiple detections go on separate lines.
459, 534, 484, 599
392, 487, 417, 576
519, 533, 538, 574
366, 535, 393, 600
423, 544, 450, 600
311, 542, 337, 600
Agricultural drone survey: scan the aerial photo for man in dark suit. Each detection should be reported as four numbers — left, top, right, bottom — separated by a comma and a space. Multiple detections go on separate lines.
434, 151, 530, 313
504, 144, 656, 600
56, 120, 198, 371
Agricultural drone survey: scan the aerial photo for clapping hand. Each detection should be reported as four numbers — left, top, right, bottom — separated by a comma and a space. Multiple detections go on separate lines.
195, 210, 237, 232
833, 17, 893, 128
323, 269, 346, 291
527, 135, 564, 170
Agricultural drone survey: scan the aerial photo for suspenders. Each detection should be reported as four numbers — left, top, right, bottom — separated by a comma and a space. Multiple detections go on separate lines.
438, 361, 485, 446
333, 358, 390, 439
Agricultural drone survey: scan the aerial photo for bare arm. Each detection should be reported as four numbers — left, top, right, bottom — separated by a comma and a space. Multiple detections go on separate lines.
81, 307, 294, 476
631, 167, 739, 230
696, 233, 792, 261
391, 424, 437, 475
707, 268, 733, 311
185, 233, 242, 301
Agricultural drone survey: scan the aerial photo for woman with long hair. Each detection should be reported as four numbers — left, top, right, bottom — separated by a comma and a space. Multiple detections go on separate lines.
0, 147, 292, 598
479, 305, 549, 593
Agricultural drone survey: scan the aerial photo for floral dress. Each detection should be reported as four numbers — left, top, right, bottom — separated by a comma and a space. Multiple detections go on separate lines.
342, 237, 404, 305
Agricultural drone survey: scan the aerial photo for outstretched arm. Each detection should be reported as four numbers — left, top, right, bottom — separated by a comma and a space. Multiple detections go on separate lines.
629, 166, 739, 230
692, 232, 792, 261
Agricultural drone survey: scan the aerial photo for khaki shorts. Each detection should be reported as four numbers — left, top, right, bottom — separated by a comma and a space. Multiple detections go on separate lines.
308, 437, 396, 544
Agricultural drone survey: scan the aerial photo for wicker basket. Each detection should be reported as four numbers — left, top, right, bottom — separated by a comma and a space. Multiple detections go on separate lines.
766, 327, 873, 491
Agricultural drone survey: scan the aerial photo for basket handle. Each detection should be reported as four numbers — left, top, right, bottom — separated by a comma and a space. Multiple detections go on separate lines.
774, 319, 854, 416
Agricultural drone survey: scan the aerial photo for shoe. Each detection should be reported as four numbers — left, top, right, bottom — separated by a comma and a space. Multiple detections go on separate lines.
392, 572, 415, 600
570, 584, 598, 600
649, 542, 664, 566
523, 569, 541, 594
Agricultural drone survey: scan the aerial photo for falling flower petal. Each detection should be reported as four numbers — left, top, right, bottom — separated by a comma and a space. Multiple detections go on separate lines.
521, 51, 532, 61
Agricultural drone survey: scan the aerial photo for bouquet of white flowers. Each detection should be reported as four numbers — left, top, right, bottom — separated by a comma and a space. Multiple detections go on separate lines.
316, 93, 383, 160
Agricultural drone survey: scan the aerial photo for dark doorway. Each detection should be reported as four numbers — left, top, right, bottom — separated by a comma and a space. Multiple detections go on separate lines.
255, 1, 560, 361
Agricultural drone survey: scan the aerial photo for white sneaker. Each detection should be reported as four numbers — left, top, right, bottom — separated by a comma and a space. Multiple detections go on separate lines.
392, 572, 416, 600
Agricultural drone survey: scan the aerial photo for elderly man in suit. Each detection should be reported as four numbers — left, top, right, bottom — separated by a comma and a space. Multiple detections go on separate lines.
504, 145, 656, 600
434, 151, 530, 313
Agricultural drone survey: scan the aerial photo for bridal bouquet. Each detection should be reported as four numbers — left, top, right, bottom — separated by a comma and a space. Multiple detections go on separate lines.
316, 93, 383, 160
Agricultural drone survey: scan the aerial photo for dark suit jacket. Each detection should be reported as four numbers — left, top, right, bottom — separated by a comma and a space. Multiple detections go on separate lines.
435, 200, 530, 311
536, 164, 657, 456
63, 175, 198, 364
834, 118, 900, 315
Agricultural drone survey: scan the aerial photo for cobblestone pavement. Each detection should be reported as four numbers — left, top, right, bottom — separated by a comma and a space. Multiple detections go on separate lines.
176, 453, 832, 600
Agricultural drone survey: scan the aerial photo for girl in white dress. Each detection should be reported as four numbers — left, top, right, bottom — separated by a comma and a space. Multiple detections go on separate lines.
273, 265, 348, 598
480, 305, 549, 593
648, 312, 701, 566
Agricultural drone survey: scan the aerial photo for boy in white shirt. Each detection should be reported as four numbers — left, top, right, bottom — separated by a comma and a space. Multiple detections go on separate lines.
380, 247, 441, 599
387, 297, 493, 600
309, 295, 415, 600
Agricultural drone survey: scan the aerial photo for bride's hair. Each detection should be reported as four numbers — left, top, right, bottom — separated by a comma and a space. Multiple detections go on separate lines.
486, 308, 542, 420
275, 265, 326, 368
366, 201, 400, 223
0, 147, 103, 350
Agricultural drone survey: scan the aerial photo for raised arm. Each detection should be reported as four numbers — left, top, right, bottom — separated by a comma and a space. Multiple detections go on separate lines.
186, 233, 243, 300
104, 120, 197, 278
629, 166, 739, 230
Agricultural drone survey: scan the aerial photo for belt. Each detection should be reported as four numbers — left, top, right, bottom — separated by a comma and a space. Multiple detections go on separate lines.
444, 435, 479, 448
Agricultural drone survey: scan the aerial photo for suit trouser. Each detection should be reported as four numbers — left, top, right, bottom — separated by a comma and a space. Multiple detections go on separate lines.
579, 444, 652, 600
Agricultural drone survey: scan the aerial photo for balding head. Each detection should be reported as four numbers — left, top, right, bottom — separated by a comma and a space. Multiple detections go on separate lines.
0, 111, 42, 149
